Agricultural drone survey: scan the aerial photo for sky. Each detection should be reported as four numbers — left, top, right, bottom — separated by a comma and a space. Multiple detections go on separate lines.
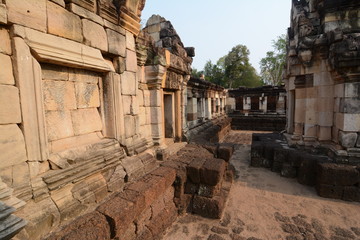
141, 0, 291, 74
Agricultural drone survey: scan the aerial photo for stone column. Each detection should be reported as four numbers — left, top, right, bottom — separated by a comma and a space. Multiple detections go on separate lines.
145, 65, 166, 146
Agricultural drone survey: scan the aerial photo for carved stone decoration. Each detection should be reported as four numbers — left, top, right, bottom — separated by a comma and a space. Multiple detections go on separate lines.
64, 0, 96, 12
13, 25, 114, 72
117, 0, 145, 35
145, 65, 166, 89
165, 71, 181, 90
98, 0, 118, 24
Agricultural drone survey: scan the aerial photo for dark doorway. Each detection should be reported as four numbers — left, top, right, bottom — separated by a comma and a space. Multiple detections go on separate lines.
164, 94, 173, 138
251, 97, 259, 111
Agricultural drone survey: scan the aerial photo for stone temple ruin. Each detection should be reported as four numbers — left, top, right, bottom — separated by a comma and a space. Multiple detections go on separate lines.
0, 0, 359, 239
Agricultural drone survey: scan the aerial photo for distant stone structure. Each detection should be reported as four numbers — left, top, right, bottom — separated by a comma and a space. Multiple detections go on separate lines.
227, 86, 287, 131
0, 1, 230, 239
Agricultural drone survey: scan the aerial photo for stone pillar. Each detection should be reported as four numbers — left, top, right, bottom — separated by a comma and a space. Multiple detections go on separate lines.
276, 93, 286, 114
187, 97, 197, 122
145, 65, 166, 146
335, 82, 360, 148
205, 97, 212, 119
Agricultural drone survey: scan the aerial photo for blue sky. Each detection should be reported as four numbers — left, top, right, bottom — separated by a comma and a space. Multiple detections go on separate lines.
141, 0, 291, 73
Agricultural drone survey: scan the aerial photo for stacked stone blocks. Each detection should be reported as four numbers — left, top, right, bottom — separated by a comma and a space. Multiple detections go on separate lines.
251, 133, 360, 202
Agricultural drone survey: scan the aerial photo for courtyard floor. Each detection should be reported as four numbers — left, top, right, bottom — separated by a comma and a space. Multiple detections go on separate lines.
162, 131, 360, 240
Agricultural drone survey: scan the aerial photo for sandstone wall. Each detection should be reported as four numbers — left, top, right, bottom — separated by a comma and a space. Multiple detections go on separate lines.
285, 0, 360, 161
0, 0, 157, 239
0, 2, 229, 239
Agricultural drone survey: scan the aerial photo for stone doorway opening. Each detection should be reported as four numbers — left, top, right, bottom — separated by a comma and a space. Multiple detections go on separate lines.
164, 93, 175, 139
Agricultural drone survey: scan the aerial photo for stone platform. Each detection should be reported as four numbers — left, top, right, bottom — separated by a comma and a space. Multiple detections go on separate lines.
251, 133, 360, 202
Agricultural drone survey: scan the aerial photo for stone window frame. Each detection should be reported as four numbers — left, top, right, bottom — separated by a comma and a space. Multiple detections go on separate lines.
12, 25, 117, 161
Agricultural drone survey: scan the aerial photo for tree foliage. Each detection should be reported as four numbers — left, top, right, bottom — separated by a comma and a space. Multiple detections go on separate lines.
259, 35, 287, 86
201, 45, 261, 88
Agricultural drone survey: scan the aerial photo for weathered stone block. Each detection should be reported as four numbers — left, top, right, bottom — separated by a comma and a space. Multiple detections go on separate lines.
0, 124, 26, 171
146, 201, 177, 237
126, 49, 137, 72
150, 167, 176, 188
69, 68, 100, 83
272, 148, 289, 173
186, 158, 206, 184
42, 64, 69, 81
46, 212, 111, 240
46, 110, 74, 141
121, 71, 136, 95
298, 155, 328, 186
113, 56, 126, 74
82, 19, 108, 51
0, 54, 14, 85
47, 1, 82, 42
43, 80, 76, 111
250, 141, 264, 167
51, 184, 87, 221
0, 85, 21, 124
343, 186, 360, 202
316, 184, 343, 200
126, 31, 135, 51
339, 131, 358, 148
72, 174, 108, 204
0, 4, 6, 24
357, 134, 360, 148
122, 156, 145, 181
75, 82, 100, 108
150, 107, 162, 124
317, 163, 360, 186
122, 95, 132, 115
124, 115, 136, 138
118, 189, 146, 217
49, 0, 65, 7
340, 97, 360, 114
192, 192, 225, 219
103, 165, 126, 192
96, 195, 136, 238
7, 0, 46, 32
200, 158, 226, 186
68, 3, 103, 26
71, 108, 102, 135
106, 29, 126, 56
217, 144, 234, 162
16, 198, 60, 240
318, 126, 332, 141
0, 28, 11, 55
280, 163, 297, 178
127, 175, 166, 208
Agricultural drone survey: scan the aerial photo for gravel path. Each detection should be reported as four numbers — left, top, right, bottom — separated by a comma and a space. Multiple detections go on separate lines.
162, 131, 360, 240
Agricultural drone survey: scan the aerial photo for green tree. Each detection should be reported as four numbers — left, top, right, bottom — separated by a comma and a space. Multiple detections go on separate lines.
201, 45, 261, 88
191, 68, 203, 78
260, 35, 287, 86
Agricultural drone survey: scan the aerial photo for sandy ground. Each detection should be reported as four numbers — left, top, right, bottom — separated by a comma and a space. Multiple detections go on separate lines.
162, 131, 360, 240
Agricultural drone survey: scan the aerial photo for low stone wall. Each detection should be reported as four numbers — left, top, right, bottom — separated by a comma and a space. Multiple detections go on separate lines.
45, 166, 177, 240
230, 114, 286, 132
185, 116, 232, 144
251, 133, 360, 202
161, 144, 234, 219
43, 143, 235, 240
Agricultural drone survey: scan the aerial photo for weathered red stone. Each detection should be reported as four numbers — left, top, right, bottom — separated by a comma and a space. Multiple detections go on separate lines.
217, 144, 234, 162
96, 196, 136, 238
317, 163, 360, 186
200, 158, 226, 186
186, 158, 206, 183
150, 166, 176, 188
46, 212, 111, 240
